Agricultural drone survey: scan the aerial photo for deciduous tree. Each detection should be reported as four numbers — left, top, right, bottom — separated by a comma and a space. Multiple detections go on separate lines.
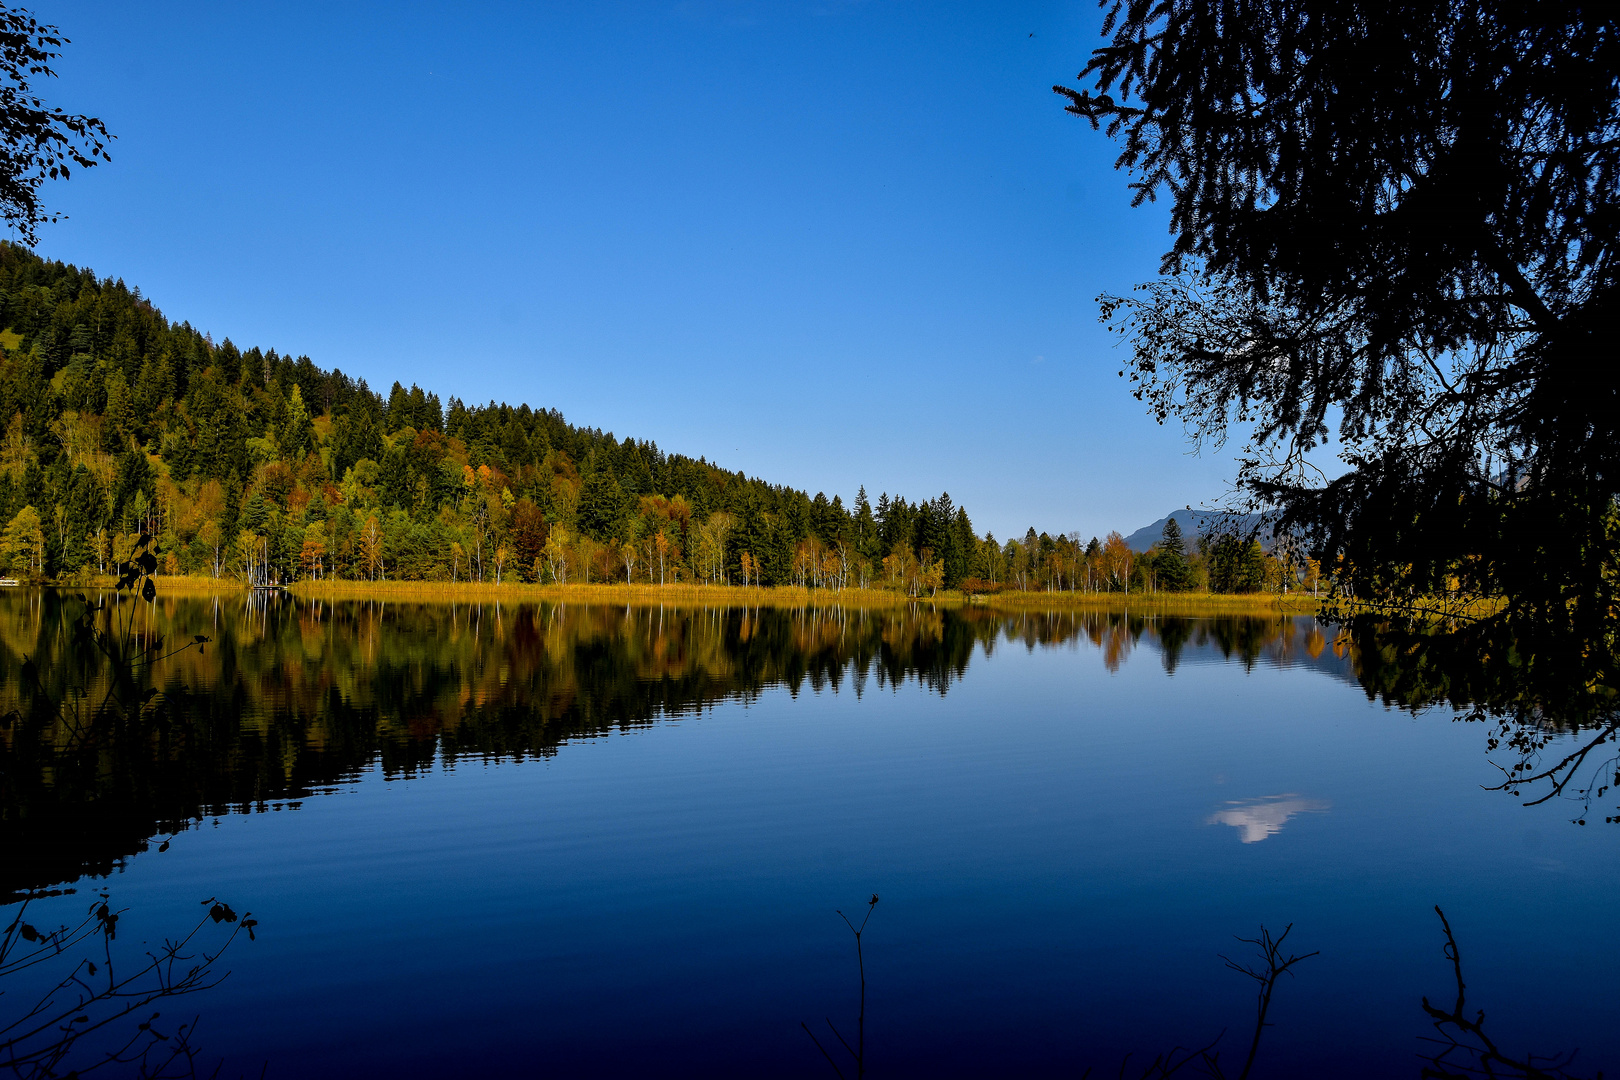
2, 502, 43, 575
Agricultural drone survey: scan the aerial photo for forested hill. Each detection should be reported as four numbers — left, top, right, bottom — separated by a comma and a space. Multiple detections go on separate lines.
0, 243, 1025, 589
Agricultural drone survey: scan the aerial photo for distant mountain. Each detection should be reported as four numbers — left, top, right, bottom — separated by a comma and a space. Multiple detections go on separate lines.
1123, 509, 1273, 553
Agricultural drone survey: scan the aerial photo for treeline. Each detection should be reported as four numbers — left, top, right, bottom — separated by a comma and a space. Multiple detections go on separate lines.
983, 517, 1317, 598
0, 244, 1311, 595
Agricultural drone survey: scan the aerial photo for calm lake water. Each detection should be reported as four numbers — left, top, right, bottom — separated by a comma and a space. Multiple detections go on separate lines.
3, 592, 1618, 1077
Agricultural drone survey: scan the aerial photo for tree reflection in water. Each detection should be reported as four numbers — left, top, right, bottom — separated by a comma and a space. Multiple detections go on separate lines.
1, 591, 1614, 1074
1336, 614, 1619, 828
1, 593, 1613, 898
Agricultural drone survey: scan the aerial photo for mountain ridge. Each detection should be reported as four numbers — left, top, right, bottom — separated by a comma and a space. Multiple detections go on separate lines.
1122, 508, 1275, 553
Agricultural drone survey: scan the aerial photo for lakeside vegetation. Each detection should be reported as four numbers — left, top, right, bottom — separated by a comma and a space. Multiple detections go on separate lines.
58, 575, 1319, 614
0, 245, 1314, 601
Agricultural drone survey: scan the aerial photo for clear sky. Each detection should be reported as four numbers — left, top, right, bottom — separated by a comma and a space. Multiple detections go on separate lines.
35, 0, 1243, 542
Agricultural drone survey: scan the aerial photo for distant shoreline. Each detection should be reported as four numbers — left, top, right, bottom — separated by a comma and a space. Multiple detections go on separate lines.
41, 576, 1322, 614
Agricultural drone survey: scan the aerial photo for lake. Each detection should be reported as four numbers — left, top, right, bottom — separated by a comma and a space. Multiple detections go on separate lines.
3, 591, 1618, 1077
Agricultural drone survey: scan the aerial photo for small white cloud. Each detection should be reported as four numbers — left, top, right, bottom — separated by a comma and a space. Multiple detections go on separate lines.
1206, 793, 1329, 843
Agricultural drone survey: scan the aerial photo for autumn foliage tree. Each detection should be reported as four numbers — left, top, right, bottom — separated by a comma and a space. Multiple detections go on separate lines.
0, 245, 1223, 596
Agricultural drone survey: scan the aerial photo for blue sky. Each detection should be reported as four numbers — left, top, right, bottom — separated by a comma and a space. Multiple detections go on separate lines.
37, 0, 1242, 541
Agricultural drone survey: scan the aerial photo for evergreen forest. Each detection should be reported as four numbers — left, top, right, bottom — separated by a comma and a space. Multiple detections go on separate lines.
0, 244, 1291, 594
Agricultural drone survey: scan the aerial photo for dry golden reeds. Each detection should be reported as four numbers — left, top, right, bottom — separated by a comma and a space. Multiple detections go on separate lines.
72, 575, 1320, 615
279, 579, 1315, 614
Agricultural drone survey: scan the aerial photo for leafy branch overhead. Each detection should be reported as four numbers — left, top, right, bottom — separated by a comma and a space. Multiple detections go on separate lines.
0, 5, 112, 246
1057, 0, 1620, 711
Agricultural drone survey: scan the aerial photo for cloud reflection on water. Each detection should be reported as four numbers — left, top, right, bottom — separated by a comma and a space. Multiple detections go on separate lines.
1206, 794, 1330, 843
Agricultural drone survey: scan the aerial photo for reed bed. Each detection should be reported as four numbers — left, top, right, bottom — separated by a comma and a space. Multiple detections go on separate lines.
273, 579, 1315, 615
982, 590, 1321, 615
287, 580, 922, 609
50, 576, 1512, 623
70, 574, 244, 594
50, 575, 1320, 615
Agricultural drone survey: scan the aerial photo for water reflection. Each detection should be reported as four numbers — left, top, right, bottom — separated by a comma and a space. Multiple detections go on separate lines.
0, 591, 1602, 899
1206, 794, 1331, 843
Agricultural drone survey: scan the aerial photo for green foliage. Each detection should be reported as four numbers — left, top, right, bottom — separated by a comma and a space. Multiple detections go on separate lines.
0, 246, 1028, 589
0, 503, 42, 576
1204, 535, 1268, 595
0, 246, 1313, 597
1154, 518, 1193, 592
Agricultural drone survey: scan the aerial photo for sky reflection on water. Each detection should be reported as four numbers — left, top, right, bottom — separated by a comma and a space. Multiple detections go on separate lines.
3, 595, 1619, 1078
1207, 794, 1332, 843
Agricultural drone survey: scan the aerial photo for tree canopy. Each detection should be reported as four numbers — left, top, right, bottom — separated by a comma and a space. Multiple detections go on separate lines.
0, 243, 1298, 596
0, 244, 1092, 594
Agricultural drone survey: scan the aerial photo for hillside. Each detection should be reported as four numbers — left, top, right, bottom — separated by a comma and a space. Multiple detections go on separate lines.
0, 244, 1061, 590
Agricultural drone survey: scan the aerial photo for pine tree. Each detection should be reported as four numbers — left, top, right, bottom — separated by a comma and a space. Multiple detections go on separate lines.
1156, 517, 1192, 591
951, 507, 975, 585
282, 384, 315, 462
854, 486, 878, 564
577, 470, 626, 541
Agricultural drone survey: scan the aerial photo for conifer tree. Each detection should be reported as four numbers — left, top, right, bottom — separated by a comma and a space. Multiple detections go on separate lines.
1155, 517, 1192, 591
0, 244, 1035, 584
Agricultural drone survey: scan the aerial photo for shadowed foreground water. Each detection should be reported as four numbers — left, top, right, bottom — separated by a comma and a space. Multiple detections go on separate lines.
2, 591, 1617, 1077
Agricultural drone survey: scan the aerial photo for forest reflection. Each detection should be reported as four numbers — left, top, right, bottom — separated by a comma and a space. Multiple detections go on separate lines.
0, 591, 1592, 897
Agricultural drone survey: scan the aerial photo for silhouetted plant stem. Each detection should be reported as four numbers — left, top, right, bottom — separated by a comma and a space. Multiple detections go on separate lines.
1098, 923, 1314, 1079
1, 889, 256, 1078
1420, 906, 1593, 1079
801, 1021, 846, 1080
1221, 923, 1317, 1080
804, 893, 878, 1079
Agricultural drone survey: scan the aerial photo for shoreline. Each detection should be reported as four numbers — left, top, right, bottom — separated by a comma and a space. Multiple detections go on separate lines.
40, 576, 1323, 615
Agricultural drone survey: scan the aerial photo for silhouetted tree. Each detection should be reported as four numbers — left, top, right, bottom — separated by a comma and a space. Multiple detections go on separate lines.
1059, 0, 1619, 641
0, 5, 112, 246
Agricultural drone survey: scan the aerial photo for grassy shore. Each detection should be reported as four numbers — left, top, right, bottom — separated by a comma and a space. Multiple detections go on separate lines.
290, 579, 921, 608
981, 589, 1320, 614
60, 574, 242, 594
301, 581, 1319, 614
59, 575, 1318, 615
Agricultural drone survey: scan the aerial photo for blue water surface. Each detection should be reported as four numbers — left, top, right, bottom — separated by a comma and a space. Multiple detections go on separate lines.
11, 607, 1619, 1078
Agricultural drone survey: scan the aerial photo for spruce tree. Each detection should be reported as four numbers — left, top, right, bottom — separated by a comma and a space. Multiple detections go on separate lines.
578, 470, 626, 541
1156, 517, 1192, 591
